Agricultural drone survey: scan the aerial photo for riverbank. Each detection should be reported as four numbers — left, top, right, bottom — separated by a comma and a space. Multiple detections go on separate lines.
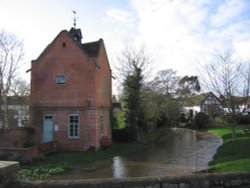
19, 128, 174, 180
208, 126, 250, 172
19, 142, 145, 180
19, 128, 222, 180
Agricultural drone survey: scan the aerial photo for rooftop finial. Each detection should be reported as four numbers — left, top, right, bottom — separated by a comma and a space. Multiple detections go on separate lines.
72, 10, 77, 28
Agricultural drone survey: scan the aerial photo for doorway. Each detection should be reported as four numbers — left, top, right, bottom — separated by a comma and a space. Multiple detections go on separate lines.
43, 115, 53, 143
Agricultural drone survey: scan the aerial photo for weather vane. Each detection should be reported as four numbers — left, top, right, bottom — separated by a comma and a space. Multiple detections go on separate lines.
72, 10, 78, 28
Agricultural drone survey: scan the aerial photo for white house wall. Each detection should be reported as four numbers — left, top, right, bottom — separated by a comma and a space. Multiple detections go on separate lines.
183, 106, 201, 115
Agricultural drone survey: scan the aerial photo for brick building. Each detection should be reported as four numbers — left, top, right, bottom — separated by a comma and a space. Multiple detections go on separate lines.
30, 27, 112, 150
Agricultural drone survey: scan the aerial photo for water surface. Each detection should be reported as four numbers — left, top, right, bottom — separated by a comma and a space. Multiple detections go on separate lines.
51, 128, 222, 179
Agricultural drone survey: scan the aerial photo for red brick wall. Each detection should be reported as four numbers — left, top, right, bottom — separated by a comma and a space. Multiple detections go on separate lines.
30, 30, 112, 150
31, 31, 96, 108
0, 128, 35, 148
30, 109, 110, 150
95, 40, 112, 108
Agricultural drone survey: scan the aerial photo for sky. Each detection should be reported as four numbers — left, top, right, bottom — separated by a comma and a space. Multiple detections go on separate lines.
1, 0, 250, 93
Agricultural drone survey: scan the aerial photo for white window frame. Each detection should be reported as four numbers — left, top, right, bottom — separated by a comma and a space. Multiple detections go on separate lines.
68, 114, 80, 139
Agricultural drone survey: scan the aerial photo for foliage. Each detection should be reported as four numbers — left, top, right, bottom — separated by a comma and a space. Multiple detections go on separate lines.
208, 127, 250, 172
210, 116, 228, 127
19, 163, 70, 180
137, 128, 173, 144
113, 107, 125, 129
112, 127, 136, 142
237, 114, 250, 125
179, 113, 188, 123
122, 61, 145, 140
177, 75, 201, 98
142, 90, 181, 128
195, 112, 210, 128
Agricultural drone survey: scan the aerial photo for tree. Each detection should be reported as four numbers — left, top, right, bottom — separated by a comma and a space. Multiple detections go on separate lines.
144, 69, 200, 128
200, 50, 249, 140
116, 45, 150, 140
177, 75, 201, 98
150, 69, 179, 95
0, 30, 25, 128
142, 88, 181, 128
123, 66, 144, 139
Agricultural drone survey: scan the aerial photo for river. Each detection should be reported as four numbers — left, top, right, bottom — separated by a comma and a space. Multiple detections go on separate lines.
50, 128, 222, 179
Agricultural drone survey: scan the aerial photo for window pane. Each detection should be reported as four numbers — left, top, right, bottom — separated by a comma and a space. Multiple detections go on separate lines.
56, 76, 65, 85
68, 115, 79, 139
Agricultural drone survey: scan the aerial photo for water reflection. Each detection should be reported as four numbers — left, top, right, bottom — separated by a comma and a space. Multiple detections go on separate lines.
50, 128, 222, 180
112, 156, 127, 178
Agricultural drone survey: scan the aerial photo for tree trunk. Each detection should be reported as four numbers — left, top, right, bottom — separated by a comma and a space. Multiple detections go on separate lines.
2, 95, 9, 128
232, 123, 236, 141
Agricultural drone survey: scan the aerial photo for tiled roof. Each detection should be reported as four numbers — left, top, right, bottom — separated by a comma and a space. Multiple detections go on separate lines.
81, 40, 101, 58
69, 27, 101, 58
182, 92, 215, 107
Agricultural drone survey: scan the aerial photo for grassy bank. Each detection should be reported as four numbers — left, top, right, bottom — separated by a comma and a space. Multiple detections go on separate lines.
208, 126, 250, 172
19, 142, 145, 180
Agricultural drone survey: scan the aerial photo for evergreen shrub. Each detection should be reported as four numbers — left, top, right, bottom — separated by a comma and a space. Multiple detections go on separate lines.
195, 112, 209, 128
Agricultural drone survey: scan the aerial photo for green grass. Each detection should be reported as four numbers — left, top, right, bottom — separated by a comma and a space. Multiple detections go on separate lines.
208, 126, 250, 173
19, 142, 145, 180
38, 142, 145, 165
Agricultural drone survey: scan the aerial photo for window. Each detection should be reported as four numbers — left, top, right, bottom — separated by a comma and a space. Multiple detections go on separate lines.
44, 115, 52, 120
56, 76, 65, 85
68, 114, 80, 139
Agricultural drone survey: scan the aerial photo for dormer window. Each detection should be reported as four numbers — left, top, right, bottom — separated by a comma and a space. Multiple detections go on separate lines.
56, 75, 65, 85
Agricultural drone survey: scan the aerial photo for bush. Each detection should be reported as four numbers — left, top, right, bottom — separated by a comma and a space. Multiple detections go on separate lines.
238, 114, 250, 125
112, 127, 136, 142
179, 113, 188, 123
195, 112, 209, 128
19, 163, 70, 180
212, 116, 228, 127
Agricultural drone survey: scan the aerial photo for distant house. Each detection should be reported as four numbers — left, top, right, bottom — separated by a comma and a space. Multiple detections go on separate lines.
182, 92, 224, 118
0, 96, 29, 128
30, 27, 112, 150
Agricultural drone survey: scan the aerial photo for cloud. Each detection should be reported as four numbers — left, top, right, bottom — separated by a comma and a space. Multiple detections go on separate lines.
102, 0, 250, 83
106, 8, 133, 24
129, 0, 211, 75
210, 0, 249, 27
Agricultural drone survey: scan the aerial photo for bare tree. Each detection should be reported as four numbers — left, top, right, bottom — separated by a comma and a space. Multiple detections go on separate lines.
150, 69, 180, 95
115, 44, 151, 84
0, 30, 25, 128
200, 50, 249, 140
10, 78, 30, 96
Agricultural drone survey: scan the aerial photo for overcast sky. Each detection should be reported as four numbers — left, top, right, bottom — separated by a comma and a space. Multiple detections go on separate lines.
1, 0, 250, 92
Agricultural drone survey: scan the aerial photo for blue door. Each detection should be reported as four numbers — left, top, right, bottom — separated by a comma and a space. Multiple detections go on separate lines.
43, 115, 53, 143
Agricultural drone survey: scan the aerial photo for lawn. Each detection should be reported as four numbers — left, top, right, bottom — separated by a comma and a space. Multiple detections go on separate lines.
208, 126, 250, 172
19, 142, 145, 180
